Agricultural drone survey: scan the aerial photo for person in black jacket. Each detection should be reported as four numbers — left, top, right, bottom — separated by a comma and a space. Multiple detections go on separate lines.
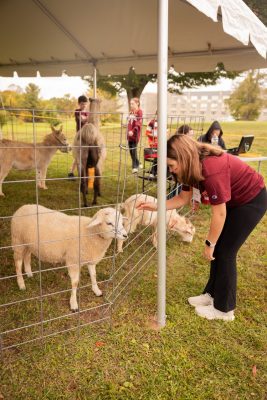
198, 121, 226, 150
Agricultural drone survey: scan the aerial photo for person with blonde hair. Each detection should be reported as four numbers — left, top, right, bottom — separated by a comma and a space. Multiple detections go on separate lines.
138, 134, 266, 321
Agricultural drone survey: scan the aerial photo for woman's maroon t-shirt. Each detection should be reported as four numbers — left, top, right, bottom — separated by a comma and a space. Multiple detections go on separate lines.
183, 153, 265, 207
201, 153, 265, 207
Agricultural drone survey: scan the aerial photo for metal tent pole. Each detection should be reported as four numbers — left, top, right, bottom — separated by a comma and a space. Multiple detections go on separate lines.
93, 67, 97, 98
157, 0, 168, 328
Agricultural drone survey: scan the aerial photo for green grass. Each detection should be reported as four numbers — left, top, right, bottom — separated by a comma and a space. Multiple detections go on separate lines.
0, 121, 266, 400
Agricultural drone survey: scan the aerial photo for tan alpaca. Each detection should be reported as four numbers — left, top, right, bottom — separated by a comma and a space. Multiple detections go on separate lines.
72, 98, 106, 206
0, 126, 69, 196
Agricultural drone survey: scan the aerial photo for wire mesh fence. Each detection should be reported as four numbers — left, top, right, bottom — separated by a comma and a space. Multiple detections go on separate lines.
0, 107, 204, 352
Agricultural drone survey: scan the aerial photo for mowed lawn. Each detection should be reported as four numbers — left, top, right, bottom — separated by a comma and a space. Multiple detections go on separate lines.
0, 120, 266, 400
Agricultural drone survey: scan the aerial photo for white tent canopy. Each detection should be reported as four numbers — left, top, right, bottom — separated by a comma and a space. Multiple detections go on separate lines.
1, 0, 267, 328
1, 0, 267, 77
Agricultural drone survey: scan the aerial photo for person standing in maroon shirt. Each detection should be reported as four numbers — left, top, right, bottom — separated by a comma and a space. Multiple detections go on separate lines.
127, 97, 143, 173
138, 134, 266, 321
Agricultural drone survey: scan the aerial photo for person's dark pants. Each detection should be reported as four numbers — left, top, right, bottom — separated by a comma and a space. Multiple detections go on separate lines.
204, 188, 267, 312
151, 158, 157, 176
128, 141, 139, 169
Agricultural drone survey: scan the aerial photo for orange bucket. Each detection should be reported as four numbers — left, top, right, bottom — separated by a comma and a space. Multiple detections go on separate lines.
88, 167, 95, 188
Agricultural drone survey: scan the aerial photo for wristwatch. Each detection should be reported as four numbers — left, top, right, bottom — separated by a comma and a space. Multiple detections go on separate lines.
205, 239, 216, 248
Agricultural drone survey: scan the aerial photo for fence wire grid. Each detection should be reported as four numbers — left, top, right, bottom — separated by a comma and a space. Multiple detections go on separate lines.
0, 108, 204, 352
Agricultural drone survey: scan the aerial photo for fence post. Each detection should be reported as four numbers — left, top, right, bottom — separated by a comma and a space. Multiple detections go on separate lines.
93, 67, 97, 98
157, 0, 169, 328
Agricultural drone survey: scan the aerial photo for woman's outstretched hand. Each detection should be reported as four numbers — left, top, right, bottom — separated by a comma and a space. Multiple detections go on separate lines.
136, 202, 157, 212
203, 246, 215, 261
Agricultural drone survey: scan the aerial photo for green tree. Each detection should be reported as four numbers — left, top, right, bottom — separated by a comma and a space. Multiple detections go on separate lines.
22, 83, 41, 110
19, 83, 43, 121
226, 71, 264, 121
49, 94, 77, 114
41, 95, 76, 126
0, 89, 24, 109
0, 110, 9, 129
86, 64, 238, 110
243, 0, 267, 25
0, 90, 25, 128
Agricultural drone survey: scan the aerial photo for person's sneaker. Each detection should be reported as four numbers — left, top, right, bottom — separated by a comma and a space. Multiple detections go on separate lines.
188, 293, 213, 307
195, 305, 235, 321
139, 164, 143, 169
132, 168, 138, 174
68, 172, 76, 181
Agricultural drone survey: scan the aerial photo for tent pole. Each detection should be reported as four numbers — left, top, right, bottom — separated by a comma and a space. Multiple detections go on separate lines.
93, 67, 97, 98
157, 0, 168, 328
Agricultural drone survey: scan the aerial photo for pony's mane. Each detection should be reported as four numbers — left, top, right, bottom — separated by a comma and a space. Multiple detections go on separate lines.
75, 123, 98, 146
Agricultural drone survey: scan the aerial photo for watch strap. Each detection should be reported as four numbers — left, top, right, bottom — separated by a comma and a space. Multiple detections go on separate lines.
205, 239, 216, 248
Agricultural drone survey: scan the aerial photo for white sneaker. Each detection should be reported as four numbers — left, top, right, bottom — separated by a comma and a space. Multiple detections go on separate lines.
139, 164, 143, 169
195, 305, 235, 321
132, 168, 138, 174
188, 293, 213, 307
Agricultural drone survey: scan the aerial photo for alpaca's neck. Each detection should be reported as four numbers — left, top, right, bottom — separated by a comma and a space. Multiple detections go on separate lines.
89, 102, 100, 127
88, 113, 99, 127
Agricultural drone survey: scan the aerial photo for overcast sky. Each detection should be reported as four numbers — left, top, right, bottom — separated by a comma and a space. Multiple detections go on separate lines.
0, 74, 241, 99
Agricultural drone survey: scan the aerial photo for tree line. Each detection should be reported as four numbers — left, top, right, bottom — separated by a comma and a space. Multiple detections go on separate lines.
0, 83, 77, 126
0, 83, 122, 128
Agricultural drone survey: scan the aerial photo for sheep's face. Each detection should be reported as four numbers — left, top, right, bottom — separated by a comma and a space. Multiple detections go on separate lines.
168, 214, 195, 243
90, 208, 128, 241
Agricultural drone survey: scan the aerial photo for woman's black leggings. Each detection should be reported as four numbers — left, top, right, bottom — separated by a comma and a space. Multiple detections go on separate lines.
128, 141, 140, 169
204, 187, 267, 312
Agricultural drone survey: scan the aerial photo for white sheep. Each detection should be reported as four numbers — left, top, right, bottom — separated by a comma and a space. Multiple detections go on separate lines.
11, 205, 127, 311
117, 194, 195, 252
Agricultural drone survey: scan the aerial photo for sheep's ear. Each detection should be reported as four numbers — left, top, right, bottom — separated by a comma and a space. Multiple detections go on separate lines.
168, 219, 176, 229
168, 213, 177, 229
88, 214, 102, 228
51, 125, 56, 133
115, 203, 125, 213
